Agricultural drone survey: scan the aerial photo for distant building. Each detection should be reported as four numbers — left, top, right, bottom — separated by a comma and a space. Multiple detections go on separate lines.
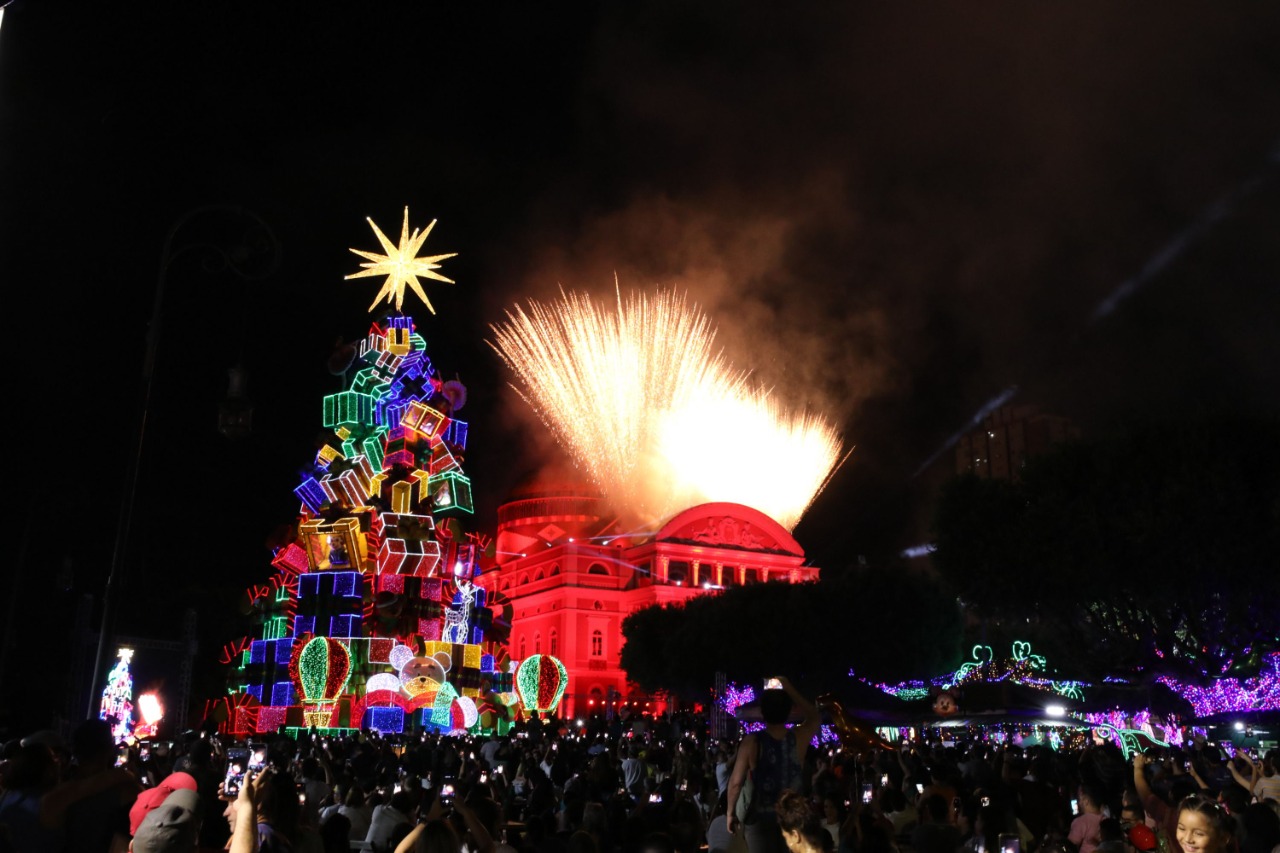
955, 404, 1079, 480
475, 484, 821, 717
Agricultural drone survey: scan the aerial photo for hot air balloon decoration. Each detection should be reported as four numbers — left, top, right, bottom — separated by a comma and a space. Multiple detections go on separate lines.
290, 635, 351, 727
516, 654, 568, 713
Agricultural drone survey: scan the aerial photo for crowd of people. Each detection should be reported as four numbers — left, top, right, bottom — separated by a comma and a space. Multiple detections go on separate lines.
1, 684, 1278, 853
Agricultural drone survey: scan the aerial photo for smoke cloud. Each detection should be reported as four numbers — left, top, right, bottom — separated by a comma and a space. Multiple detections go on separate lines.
484, 0, 1280, 558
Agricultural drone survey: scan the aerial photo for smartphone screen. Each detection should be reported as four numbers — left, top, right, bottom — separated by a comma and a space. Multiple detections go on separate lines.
763, 678, 783, 690
1000, 834, 1021, 853
880, 774, 889, 787
1071, 798, 1079, 814
649, 793, 663, 803
224, 748, 249, 797
115, 746, 129, 768
248, 745, 268, 773
440, 780, 456, 804
862, 783, 874, 803
916, 783, 924, 794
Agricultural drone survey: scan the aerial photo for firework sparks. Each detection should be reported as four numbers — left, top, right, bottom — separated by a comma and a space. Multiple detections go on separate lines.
489, 288, 844, 529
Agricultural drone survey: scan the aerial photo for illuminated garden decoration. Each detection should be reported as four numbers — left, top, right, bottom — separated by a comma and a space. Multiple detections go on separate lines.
870, 641, 1087, 702
1081, 710, 1184, 756
208, 211, 514, 737
100, 648, 135, 743
715, 682, 840, 747
516, 654, 568, 713
1157, 652, 1280, 716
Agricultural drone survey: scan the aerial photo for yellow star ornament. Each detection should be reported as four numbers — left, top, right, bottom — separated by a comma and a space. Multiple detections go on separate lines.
346, 207, 457, 314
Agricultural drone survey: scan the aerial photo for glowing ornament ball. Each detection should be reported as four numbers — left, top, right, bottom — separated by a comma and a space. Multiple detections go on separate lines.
516, 655, 568, 713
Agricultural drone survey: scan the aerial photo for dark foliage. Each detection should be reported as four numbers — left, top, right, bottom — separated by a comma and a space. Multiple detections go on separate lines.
619, 565, 964, 697
932, 417, 1280, 681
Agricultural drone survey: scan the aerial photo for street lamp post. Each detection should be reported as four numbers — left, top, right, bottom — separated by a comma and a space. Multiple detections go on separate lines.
86, 205, 280, 721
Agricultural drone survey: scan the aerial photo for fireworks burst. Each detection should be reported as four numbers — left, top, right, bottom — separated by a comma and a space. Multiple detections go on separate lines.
489, 288, 844, 530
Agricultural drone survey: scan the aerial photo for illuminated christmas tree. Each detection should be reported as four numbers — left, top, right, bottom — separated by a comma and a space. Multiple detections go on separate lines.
206, 210, 516, 736
100, 648, 135, 743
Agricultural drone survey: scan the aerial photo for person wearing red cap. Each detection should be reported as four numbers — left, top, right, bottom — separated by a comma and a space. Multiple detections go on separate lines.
130, 772, 199, 838
129, 787, 202, 853
1128, 823, 1159, 853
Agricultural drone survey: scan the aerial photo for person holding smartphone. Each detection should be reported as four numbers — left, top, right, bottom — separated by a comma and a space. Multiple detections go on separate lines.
1068, 785, 1105, 853
726, 675, 819, 853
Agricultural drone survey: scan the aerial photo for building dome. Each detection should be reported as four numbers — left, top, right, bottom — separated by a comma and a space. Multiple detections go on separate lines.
495, 481, 607, 565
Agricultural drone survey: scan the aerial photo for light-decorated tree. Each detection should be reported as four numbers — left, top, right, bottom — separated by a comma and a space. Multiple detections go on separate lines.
206, 209, 518, 736
100, 647, 135, 743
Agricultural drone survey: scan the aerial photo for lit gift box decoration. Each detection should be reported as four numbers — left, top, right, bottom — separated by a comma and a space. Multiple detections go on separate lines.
427, 471, 474, 514
443, 419, 468, 451
323, 391, 375, 429
377, 538, 443, 577
374, 512, 435, 541
299, 518, 367, 572
429, 442, 461, 475
352, 348, 402, 392
294, 478, 327, 514
387, 325, 412, 356
317, 443, 344, 465
256, 706, 288, 734
340, 428, 386, 472
391, 480, 415, 514
373, 512, 441, 576
272, 543, 310, 577
319, 455, 376, 507
383, 426, 419, 467
415, 641, 495, 697
401, 401, 450, 444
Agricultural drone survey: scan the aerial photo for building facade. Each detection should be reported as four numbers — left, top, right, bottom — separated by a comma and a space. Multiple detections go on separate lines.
475, 486, 821, 718
956, 404, 1080, 480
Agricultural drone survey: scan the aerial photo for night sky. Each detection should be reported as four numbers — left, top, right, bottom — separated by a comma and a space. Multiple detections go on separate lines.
3, 2, 1279, 733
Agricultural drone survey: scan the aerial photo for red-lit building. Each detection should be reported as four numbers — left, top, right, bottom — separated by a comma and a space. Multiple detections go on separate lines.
475, 485, 822, 717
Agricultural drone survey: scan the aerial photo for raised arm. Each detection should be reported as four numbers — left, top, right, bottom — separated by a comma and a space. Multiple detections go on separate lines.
1132, 753, 1155, 803
230, 767, 273, 853
1227, 755, 1260, 792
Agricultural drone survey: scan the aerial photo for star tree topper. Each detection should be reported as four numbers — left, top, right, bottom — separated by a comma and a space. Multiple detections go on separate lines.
346, 207, 457, 314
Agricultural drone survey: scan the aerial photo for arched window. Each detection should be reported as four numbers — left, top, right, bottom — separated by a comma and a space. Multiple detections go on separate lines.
550, 564, 561, 576
535, 632, 542, 654
519, 635, 526, 659
588, 563, 609, 576
591, 629, 604, 657
550, 629, 559, 656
